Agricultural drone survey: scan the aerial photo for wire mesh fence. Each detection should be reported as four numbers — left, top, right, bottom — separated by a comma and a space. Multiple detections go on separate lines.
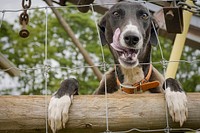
0, 1, 200, 133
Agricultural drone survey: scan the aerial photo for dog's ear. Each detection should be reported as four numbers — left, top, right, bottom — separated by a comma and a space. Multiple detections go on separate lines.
150, 18, 159, 46
98, 13, 108, 45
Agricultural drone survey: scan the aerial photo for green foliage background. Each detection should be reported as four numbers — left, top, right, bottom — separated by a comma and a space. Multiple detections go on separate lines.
0, 7, 199, 95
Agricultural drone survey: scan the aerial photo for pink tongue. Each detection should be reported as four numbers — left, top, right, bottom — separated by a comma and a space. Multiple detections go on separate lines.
110, 28, 125, 52
110, 28, 138, 58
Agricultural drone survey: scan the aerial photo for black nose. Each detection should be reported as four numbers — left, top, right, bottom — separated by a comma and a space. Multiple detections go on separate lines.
124, 35, 140, 46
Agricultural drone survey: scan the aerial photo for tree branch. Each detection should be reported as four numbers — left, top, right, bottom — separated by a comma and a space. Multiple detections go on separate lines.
44, 0, 102, 81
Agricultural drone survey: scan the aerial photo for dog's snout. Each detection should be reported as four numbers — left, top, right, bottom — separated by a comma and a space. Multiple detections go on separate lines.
119, 24, 143, 49
124, 34, 140, 46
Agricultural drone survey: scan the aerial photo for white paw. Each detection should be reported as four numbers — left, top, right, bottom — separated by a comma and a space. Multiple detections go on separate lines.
165, 87, 188, 126
48, 95, 72, 133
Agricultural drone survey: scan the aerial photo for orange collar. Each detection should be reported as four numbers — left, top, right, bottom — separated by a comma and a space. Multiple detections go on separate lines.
116, 64, 160, 94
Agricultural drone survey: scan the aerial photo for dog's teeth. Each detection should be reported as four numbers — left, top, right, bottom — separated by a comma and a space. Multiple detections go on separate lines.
121, 53, 125, 59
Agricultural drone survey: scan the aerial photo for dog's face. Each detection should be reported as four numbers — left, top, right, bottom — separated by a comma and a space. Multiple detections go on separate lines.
99, 2, 158, 68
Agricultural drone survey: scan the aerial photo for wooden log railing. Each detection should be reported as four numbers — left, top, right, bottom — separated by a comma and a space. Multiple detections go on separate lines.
0, 93, 199, 133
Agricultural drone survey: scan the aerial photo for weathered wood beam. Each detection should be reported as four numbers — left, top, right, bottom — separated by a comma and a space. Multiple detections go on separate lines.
0, 94, 199, 133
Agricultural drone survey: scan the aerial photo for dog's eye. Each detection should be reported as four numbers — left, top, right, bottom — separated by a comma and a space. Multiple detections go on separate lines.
141, 13, 149, 20
113, 11, 120, 17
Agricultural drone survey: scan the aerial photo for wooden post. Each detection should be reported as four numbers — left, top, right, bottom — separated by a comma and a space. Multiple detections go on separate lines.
165, 0, 193, 78
0, 94, 199, 133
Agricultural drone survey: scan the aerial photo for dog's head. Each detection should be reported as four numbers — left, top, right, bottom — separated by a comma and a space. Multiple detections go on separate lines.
99, 2, 158, 68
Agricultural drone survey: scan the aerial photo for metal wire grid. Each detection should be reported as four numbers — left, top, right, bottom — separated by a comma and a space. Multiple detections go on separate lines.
0, 1, 200, 133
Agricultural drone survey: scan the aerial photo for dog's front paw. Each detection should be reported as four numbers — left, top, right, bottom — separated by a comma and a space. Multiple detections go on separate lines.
48, 95, 72, 133
164, 78, 188, 127
165, 87, 188, 126
48, 78, 79, 133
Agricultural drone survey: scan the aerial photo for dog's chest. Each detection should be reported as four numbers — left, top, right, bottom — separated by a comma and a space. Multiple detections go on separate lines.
121, 66, 144, 85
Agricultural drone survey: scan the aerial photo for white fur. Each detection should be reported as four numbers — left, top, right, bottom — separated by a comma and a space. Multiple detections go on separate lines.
119, 23, 143, 49
121, 66, 144, 85
118, 52, 139, 68
165, 87, 188, 126
48, 95, 72, 133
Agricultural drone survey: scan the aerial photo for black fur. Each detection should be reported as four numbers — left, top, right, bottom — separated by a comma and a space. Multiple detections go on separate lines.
163, 78, 183, 92
54, 78, 79, 98
54, 1, 182, 98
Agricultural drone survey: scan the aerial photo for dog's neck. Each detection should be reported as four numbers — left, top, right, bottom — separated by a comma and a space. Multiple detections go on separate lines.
139, 43, 152, 76
120, 66, 144, 85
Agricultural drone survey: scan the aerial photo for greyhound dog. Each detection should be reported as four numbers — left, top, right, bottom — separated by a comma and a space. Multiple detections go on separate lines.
48, 2, 188, 133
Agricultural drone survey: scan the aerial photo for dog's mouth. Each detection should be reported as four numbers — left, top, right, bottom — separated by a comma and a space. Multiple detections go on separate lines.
111, 42, 140, 67
111, 28, 140, 67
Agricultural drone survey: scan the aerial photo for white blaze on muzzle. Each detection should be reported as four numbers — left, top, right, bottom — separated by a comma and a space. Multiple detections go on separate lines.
120, 24, 143, 49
